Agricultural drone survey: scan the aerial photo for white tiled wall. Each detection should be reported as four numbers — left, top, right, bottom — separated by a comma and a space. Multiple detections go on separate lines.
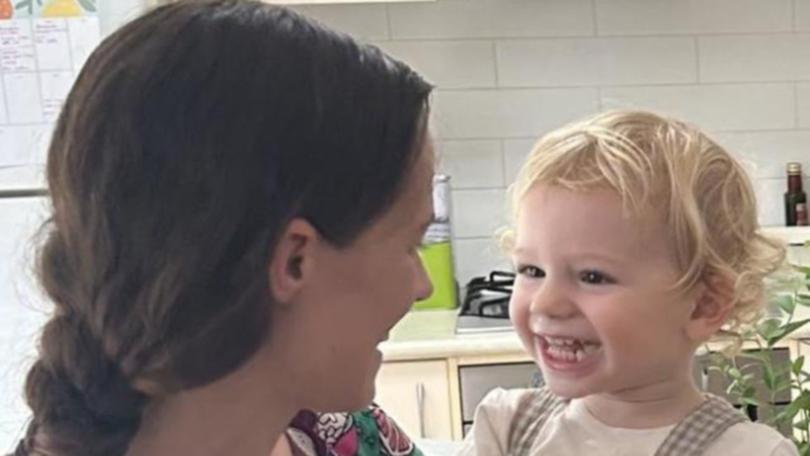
296, 0, 810, 285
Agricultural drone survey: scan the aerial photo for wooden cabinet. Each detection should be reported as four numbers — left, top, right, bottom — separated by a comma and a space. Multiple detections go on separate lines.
377, 343, 810, 441
457, 361, 539, 436
375, 360, 454, 440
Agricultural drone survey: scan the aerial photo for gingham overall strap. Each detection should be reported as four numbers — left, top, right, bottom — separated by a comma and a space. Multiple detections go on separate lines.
654, 394, 749, 456
507, 386, 567, 455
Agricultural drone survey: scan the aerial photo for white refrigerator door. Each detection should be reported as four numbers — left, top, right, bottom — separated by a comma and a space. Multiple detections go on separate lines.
0, 196, 50, 453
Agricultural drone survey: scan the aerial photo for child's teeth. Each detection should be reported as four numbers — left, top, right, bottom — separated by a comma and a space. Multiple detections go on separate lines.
544, 337, 602, 362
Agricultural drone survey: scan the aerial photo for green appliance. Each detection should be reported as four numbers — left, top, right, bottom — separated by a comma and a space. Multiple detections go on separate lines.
413, 175, 458, 310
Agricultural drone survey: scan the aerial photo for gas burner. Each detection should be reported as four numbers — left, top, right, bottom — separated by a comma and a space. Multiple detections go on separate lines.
458, 270, 515, 319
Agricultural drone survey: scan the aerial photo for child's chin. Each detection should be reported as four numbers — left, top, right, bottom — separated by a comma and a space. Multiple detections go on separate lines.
543, 377, 592, 399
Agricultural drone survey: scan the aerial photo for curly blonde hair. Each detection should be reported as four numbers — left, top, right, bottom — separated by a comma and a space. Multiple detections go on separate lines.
506, 110, 785, 337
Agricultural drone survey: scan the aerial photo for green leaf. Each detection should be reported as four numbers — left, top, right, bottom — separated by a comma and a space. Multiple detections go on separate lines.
777, 293, 797, 315
786, 391, 810, 419
728, 367, 743, 379
767, 318, 810, 347
776, 372, 793, 392
780, 401, 804, 424
726, 382, 738, 396
795, 418, 810, 432
763, 364, 776, 389
795, 356, 806, 376
757, 318, 781, 340
738, 350, 770, 362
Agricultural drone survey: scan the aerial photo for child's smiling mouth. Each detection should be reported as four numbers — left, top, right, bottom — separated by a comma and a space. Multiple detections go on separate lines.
535, 334, 603, 373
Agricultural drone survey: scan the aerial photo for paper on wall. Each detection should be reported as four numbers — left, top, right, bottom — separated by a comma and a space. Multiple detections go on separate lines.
0, 1, 99, 189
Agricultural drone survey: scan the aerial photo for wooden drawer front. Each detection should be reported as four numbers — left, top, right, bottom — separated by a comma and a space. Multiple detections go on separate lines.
458, 362, 540, 422
375, 360, 453, 440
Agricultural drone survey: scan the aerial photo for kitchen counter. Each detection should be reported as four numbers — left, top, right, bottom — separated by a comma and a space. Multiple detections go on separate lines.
379, 310, 524, 362
380, 308, 810, 363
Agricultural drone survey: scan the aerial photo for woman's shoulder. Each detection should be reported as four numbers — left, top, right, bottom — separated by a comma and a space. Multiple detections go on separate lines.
707, 421, 799, 456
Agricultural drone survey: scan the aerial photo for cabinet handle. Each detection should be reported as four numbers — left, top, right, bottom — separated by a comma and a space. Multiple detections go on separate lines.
416, 382, 426, 438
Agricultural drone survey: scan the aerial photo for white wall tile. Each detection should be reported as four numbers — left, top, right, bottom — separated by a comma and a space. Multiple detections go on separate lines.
751, 176, 810, 227
432, 88, 598, 139
503, 139, 536, 184
452, 237, 511, 287
595, 0, 792, 35
698, 35, 810, 82
712, 131, 810, 178
601, 84, 795, 131
796, 83, 810, 128
290, 4, 389, 40
755, 177, 789, 227
98, 0, 144, 36
374, 41, 495, 89
389, 0, 594, 40
452, 188, 507, 238
796, 0, 810, 31
497, 37, 696, 87
437, 140, 504, 188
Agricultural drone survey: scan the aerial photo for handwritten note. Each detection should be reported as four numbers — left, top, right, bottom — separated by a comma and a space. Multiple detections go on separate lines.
0, 16, 99, 187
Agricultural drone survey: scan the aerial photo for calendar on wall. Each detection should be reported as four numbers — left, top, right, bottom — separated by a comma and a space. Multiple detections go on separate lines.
0, 0, 99, 190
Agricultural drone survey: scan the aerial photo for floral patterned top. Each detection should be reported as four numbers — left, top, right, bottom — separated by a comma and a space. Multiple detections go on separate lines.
286, 405, 424, 456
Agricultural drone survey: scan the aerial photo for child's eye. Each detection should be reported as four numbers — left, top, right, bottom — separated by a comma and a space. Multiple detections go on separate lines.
517, 264, 545, 278
580, 270, 614, 285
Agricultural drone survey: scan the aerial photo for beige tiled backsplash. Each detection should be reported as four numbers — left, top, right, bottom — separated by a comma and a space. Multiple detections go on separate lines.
601, 84, 796, 131
293, 0, 810, 286
496, 38, 697, 88
594, 0, 793, 35
374, 41, 496, 90
387, 0, 594, 40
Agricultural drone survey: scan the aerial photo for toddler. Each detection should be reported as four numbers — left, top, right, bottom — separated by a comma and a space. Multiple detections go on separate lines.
458, 110, 797, 456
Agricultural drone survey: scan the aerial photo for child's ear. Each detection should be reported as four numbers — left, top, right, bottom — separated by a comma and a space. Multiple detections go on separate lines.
685, 274, 735, 343
268, 218, 320, 305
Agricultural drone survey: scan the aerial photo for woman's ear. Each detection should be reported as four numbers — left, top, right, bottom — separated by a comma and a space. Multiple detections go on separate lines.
685, 274, 736, 342
268, 218, 320, 304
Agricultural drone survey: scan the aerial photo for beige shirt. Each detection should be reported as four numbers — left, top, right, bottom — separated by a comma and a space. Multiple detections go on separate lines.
456, 388, 799, 456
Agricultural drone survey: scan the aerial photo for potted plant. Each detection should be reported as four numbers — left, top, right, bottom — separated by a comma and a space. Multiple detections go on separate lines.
705, 244, 810, 454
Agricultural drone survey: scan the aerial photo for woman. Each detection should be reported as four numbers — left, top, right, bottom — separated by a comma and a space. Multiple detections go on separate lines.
13, 1, 434, 455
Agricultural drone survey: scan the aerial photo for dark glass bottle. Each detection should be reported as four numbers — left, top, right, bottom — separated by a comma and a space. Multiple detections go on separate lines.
785, 162, 807, 226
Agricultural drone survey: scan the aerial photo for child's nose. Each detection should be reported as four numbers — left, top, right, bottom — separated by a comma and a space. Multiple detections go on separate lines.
529, 281, 578, 319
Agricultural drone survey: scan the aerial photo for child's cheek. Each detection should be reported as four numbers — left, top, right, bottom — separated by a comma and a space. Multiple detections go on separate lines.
509, 291, 535, 349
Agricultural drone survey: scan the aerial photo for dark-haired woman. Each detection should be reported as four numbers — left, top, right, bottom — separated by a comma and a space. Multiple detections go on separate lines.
13, 1, 435, 455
